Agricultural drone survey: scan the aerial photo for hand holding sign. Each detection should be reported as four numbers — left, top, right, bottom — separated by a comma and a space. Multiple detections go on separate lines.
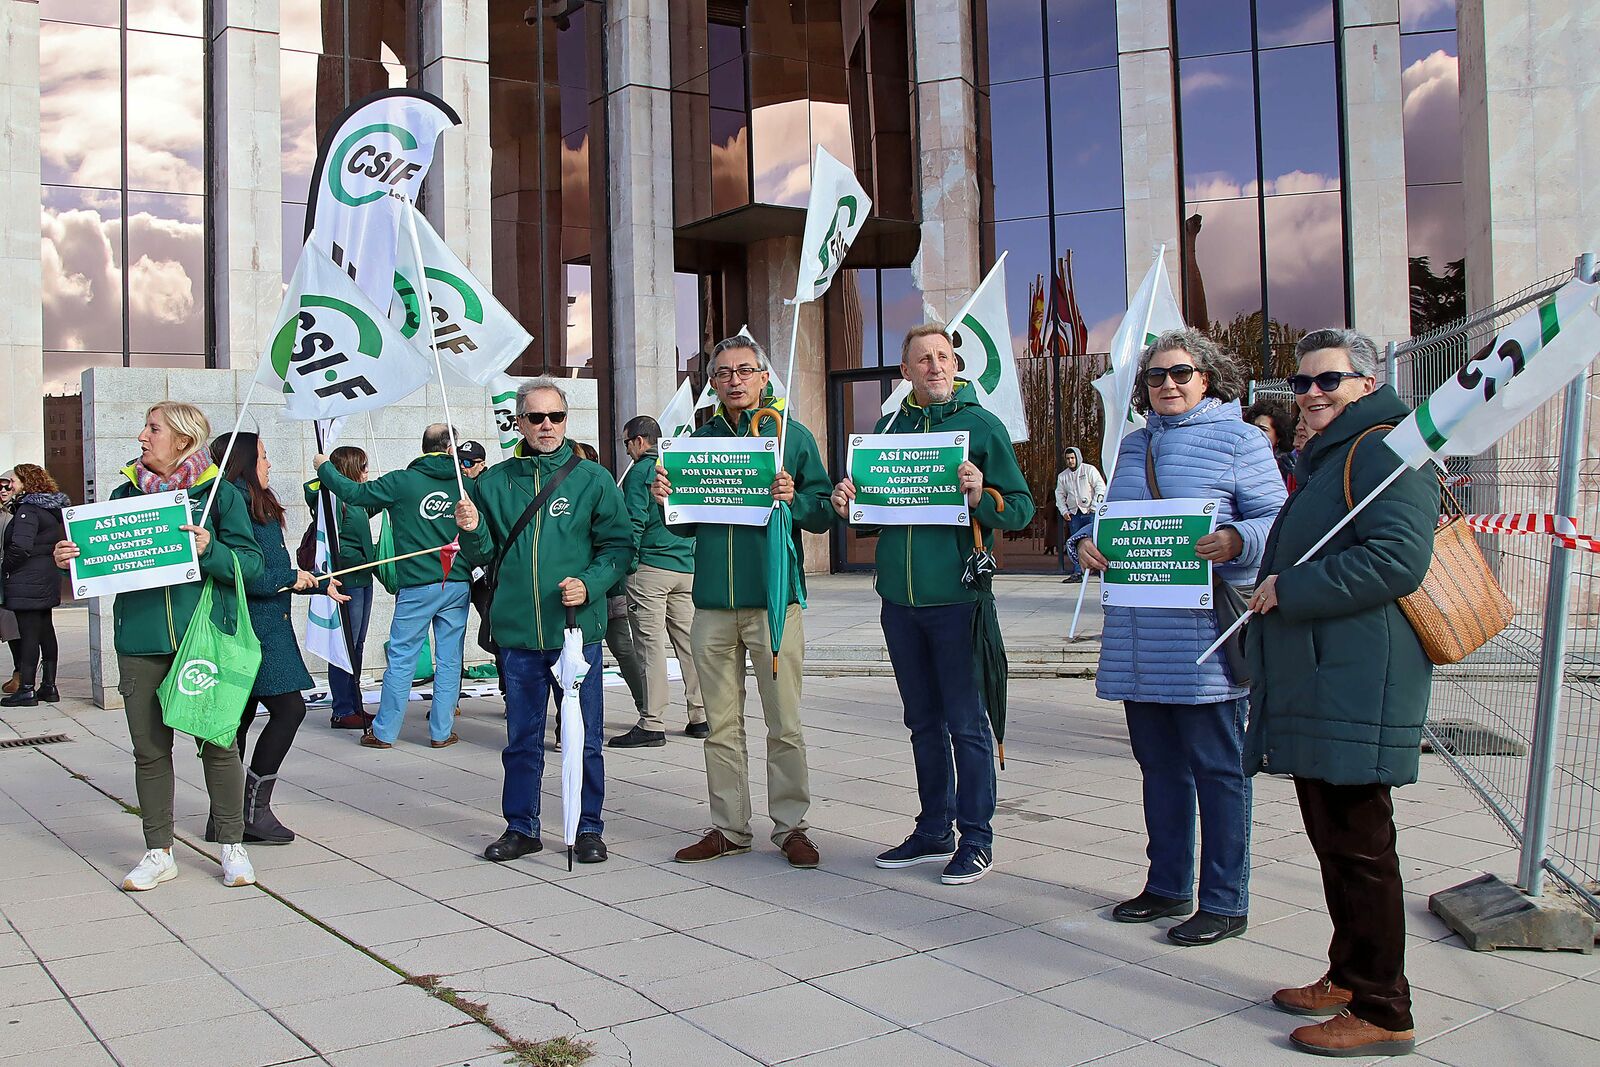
54, 539, 79, 569
651, 467, 671, 506
184, 525, 210, 558
830, 478, 855, 519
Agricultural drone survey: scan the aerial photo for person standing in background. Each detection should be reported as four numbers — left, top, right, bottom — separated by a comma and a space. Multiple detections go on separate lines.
1, 471, 30, 696
571, 441, 650, 730
2, 464, 69, 707
305, 446, 377, 730
1055, 448, 1105, 583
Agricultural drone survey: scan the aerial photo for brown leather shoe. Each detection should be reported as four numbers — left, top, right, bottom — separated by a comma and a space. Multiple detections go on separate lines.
359, 731, 392, 749
430, 733, 460, 749
1273, 974, 1354, 1017
781, 830, 820, 869
2, 671, 20, 695
1290, 1010, 1415, 1057
674, 829, 751, 863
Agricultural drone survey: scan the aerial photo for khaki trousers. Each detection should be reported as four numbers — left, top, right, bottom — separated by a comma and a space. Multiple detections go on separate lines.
691, 604, 809, 846
626, 565, 705, 731
118, 654, 245, 848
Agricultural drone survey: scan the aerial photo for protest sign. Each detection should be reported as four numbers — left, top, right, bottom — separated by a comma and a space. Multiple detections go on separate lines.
846, 432, 970, 525
1095, 498, 1218, 609
660, 437, 780, 526
65, 491, 200, 599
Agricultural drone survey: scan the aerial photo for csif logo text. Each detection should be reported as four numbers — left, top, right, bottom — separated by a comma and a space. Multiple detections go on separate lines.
329, 123, 424, 207
177, 658, 220, 697
549, 497, 572, 518
270, 296, 385, 405
420, 491, 454, 521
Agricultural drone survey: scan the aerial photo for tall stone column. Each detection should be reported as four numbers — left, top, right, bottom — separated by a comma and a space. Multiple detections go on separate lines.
1, 0, 44, 459
912, 0, 981, 320
1341, 1, 1411, 352
209, 2, 282, 370
606, 0, 677, 445
1117, 0, 1183, 303
421, 0, 491, 274
1459, 0, 1600, 309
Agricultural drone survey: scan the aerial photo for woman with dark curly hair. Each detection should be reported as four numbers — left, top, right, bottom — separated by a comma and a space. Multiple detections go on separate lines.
1244, 396, 1299, 488
2, 464, 70, 707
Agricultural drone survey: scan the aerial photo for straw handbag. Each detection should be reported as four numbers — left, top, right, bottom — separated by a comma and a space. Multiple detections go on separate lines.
1345, 426, 1515, 665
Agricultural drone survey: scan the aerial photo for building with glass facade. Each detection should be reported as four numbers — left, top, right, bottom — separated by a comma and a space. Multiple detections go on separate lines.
3, 0, 1596, 574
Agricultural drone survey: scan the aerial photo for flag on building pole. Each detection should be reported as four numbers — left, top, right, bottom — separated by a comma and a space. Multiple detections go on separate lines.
880, 253, 1029, 442
1090, 246, 1184, 480
391, 211, 531, 386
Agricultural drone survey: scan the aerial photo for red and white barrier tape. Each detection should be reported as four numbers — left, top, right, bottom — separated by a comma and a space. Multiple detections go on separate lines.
1464, 513, 1600, 553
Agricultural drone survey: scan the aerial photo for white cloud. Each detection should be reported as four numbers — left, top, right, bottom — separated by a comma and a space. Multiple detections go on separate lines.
1402, 49, 1462, 186
1186, 170, 1339, 203
1179, 68, 1237, 97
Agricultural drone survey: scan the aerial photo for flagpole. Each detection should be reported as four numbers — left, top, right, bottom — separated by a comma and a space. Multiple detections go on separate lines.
195, 372, 264, 531
278, 542, 459, 591
313, 417, 356, 669
1068, 561, 1092, 639
1194, 463, 1408, 665
402, 200, 470, 504
774, 303, 802, 466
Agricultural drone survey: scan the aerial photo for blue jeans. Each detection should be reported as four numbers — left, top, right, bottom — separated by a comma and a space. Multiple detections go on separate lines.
1066, 512, 1094, 574
1124, 698, 1251, 916
372, 582, 469, 744
501, 644, 606, 839
327, 584, 373, 719
881, 600, 996, 850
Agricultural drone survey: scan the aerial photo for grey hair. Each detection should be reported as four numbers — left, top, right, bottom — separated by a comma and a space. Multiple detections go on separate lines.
1132, 327, 1248, 414
1295, 328, 1380, 378
711, 334, 769, 371
516, 376, 570, 412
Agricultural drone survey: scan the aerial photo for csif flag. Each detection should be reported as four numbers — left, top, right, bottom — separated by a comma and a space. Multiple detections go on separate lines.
261, 243, 433, 421
1091, 246, 1184, 479
391, 209, 531, 386
659, 378, 698, 437
306, 89, 460, 307
489, 372, 525, 455
793, 146, 872, 304
1384, 277, 1600, 469
304, 420, 353, 673
881, 253, 1029, 443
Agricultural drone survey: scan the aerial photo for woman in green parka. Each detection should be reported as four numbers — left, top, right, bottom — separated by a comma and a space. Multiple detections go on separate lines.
53, 401, 265, 893
1242, 328, 1439, 1059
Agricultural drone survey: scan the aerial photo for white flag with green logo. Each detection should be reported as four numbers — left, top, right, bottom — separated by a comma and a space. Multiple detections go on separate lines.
695, 324, 788, 411
659, 378, 697, 437
1091, 247, 1185, 479
391, 211, 531, 386
489, 373, 525, 455
1385, 278, 1600, 468
793, 147, 872, 304
260, 243, 434, 421
880, 253, 1028, 443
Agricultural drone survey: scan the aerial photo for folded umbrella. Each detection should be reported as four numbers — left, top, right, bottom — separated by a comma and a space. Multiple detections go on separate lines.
556, 605, 587, 871
962, 488, 1008, 768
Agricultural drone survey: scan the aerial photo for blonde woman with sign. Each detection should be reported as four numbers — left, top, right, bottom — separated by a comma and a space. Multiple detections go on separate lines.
53, 401, 266, 892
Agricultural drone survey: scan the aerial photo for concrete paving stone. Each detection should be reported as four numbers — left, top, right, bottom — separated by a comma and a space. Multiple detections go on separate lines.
333, 901, 486, 947
348, 844, 481, 880
728, 867, 882, 908
931, 927, 1124, 994
1075, 1044, 1219, 1066
105, 1008, 314, 1067
75, 971, 259, 1038
1416, 1009, 1600, 1066
1502, 977, 1600, 1039
1240, 905, 1335, 958
631, 957, 793, 1013
766, 929, 918, 980
454, 958, 663, 1030
0, 934, 31, 969
272, 982, 468, 1053
45, 941, 214, 997
601, 1012, 763, 1067
225, 953, 404, 1009
616, 885, 779, 930
683, 983, 897, 1063
447, 881, 595, 925
694, 907, 864, 959
0, 1041, 118, 1067
0, 871, 116, 907
404, 861, 534, 900
1142, 935, 1326, 1002
916, 995, 1143, 1067
982, 885, 1117, 928
320, 1022, 509, 1067
798, 888, 968, 934
1403, 938, 1573, 1009
814, 953, 1022, 1026
501, 902, 667, 954
0, 887, 146, 931
1037, 963, 1253, 1040
1153, 1000, 1336, 1066
148, 892, 305, 940
568, 930, 752, 986
23, 912, 173, 962
562, 864, 706, 906
188, 919, 353, 971
783, 1029, 987, 1066
253, 859, 389, 894
882, 909, 1022, 952
281, 878, 430, 918
379, 925, 543, 977
0, 961, 62, 1008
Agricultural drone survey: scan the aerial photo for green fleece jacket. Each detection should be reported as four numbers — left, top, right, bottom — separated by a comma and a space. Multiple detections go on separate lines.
459, 440, 632, 650
621, 448, 694, 575
302, 480, 375, 589
108, 464, 265, 657
867, 382, 1036, 607
316, 453, 465, 588
666, 397, 836, 610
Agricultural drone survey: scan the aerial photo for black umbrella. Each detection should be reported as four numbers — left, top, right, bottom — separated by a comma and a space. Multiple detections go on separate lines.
963, 488, 1008, 769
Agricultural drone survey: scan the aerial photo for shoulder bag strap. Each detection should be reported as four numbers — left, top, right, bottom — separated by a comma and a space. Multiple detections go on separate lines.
1143, 437, 1162, 500
487, 453, 583, 588
1342, 424, 1397, 509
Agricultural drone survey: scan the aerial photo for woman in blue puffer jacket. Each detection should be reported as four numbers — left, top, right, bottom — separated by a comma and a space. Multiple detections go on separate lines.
1075, 327, 1286, 947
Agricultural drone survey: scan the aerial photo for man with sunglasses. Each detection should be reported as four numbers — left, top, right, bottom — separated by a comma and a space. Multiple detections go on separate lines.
652, 335, 835, 869
454, 378, 631, 865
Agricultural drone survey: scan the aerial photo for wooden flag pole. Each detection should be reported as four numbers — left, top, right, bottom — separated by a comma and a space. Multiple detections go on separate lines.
276, 543, 458, 592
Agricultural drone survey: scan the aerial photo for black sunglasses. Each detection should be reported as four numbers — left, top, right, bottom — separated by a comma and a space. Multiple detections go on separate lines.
1144, 364, 1200, 387
517, 410, 568, 425
1288, 371, 1367, 395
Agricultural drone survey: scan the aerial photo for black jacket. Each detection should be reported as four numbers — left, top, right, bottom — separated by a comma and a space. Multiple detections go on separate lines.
3, 493, 70, 610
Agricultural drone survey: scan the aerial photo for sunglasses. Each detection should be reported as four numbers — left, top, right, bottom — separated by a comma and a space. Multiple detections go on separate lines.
1288, 371, 1368, 395
517, 410, 568, 425
1144, 364, 1201, 387
711, 365, 764, 383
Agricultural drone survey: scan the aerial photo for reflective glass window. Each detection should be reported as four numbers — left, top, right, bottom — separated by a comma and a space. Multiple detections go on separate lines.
1401, 0, 1456, 33
1257, 45, 1341, 190
1179, 53, 1258, 200
1264, 190, 1346, 341
1401, 33, 1462, 186
710, 106, 752, 214
39, 21, 121, 188
1256, 0, 1334, 49
877, 269, 922, 366
1049, 67, 1123, 215
993, 218, 1053, 357
126, 191, 206, 354
749, 0, 807, 63
1183, 198, 1263, 336
42, 185, 123, 354
985, 0, 1044, 84
45, 352, 122, 398
128, 0, 203, 35
1053, 210, 1129, 348
1175, 0, 1252, 58
676, 273, 703, 374
126, 31, 206, 194
348, 0, 417, 63
1048, 0, 1116, 74
749, 56, 813, 207
38, 1, 119, 27
985, 79, 1049, 220
280, 0, 343, 55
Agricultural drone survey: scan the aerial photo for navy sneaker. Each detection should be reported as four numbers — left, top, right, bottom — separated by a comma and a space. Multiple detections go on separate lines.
940, 845, 993, 885
875, 833, 957, 869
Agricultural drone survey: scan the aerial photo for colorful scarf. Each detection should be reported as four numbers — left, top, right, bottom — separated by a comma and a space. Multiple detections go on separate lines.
134, 451, 209, 495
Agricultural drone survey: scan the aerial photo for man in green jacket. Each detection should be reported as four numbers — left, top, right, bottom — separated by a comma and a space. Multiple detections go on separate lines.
831, 324, 1035, 885
610, 414, 706, 749
315, 425, 468, 750
455, 377, 631, 865
653, 335, 835, 869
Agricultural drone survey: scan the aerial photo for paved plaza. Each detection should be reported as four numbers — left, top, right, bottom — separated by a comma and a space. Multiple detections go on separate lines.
2, 586, 1597, 1067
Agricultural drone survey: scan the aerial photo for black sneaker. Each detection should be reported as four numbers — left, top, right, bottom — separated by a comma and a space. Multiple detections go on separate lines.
685, 721, 710, 739
875, 833, 957, 869
940, 845, 993, 885
607, 726, 666, 749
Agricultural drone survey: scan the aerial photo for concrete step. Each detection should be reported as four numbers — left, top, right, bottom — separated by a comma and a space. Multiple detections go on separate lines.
802, 641, 1100, 678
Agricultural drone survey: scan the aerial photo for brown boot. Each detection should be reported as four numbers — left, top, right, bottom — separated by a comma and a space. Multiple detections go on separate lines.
780, 830, 820, 869
1290, 1010, 1415, 1057
2, 671, 19, 695
1273, 974, 1354, 1016
674, 829, 750, 863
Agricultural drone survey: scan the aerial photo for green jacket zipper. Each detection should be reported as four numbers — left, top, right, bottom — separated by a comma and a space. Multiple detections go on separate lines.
531, 466, 544, 641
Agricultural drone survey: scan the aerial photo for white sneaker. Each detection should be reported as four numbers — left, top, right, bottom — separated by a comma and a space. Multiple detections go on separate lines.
220, 843, 256, 887
122, 848, 177, 892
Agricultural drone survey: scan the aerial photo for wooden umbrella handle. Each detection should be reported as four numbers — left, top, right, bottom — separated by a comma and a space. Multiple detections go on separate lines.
971, 487, 1005, 550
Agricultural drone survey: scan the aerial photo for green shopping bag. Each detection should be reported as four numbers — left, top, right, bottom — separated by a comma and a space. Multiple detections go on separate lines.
375, 513, 398, 594
157, 558, 262, 749
383, 633, 434, 683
